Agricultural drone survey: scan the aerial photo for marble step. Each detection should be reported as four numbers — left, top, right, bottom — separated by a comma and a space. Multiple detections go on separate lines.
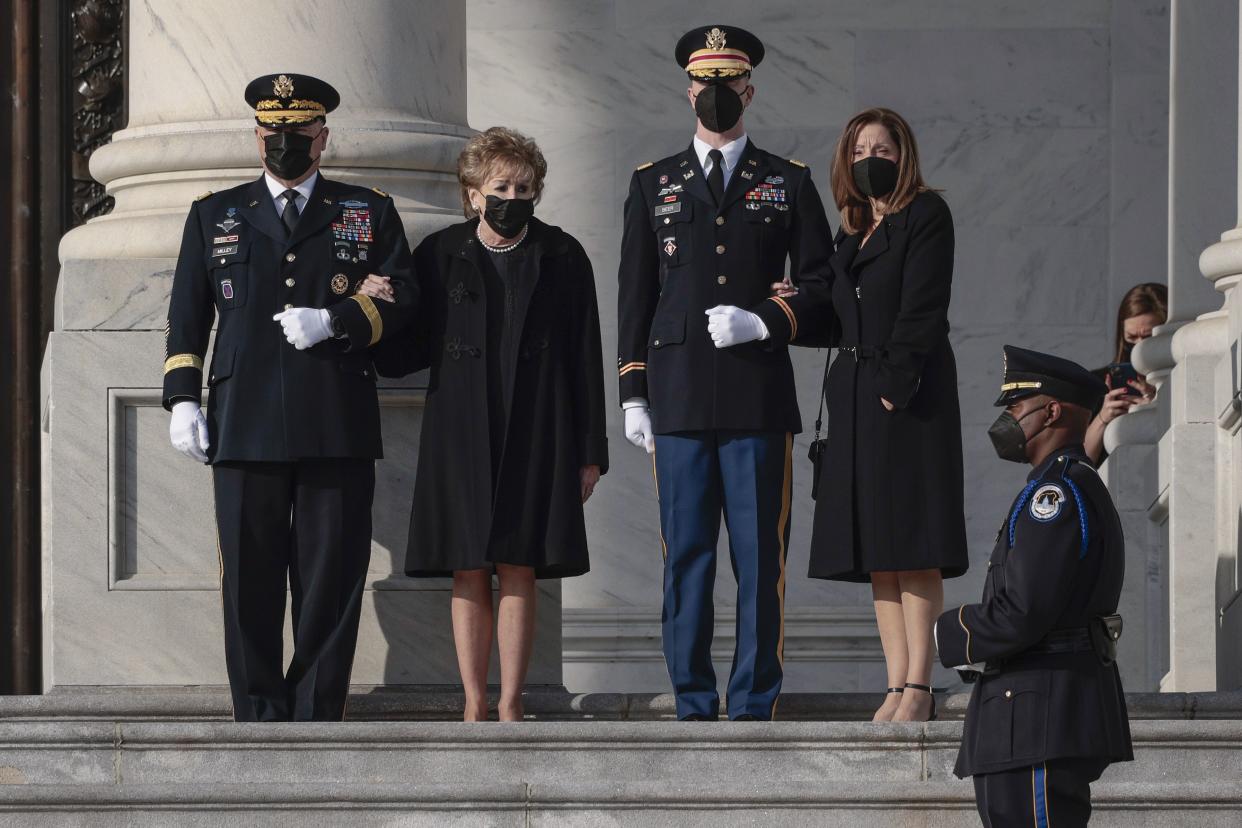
5, 686, 1242, 721
0, 780, 1239, 827
0, 719, 1240, 825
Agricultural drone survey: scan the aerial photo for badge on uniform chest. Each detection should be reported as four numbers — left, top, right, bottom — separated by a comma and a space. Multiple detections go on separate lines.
332, 206, 374, 243
745, 180, 787, 210
663, 236, 677, 257
221, 279, 234, 300
216, 207, 240, 233
332, 201, 374, 263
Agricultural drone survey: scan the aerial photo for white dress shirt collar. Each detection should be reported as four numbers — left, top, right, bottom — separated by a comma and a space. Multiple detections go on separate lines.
264, 170, 319, 215
693, 134, 748, 185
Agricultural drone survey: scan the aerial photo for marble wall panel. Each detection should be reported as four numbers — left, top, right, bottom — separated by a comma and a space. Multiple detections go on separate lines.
612, 1, 1111, 31
854, 29, 1109, 129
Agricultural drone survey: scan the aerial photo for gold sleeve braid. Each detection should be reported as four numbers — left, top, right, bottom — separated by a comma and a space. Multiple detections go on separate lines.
163, 354, 203, 373
350, 294, 383, 346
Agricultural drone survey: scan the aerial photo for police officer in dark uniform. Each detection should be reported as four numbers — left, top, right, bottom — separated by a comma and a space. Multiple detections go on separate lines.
617, 25, 834, 721
935, 346, 1133, 826
162, 73, 416, 721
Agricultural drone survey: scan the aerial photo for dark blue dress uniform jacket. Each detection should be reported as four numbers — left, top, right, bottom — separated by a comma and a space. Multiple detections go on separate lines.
161, 174, 416, 462
937, 446, 1134, 777
616, 140, 834, 434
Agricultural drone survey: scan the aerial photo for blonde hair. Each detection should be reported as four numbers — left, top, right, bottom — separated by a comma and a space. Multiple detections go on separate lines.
457, 126, 547, 217
830, 107, 930, 235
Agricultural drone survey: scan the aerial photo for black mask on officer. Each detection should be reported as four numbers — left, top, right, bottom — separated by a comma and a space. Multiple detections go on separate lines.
694, 81, 747, 134
852, 156, 899, 199
263, 130, 318, 180
478, 194, 534, 239
988, 406, 1050, 464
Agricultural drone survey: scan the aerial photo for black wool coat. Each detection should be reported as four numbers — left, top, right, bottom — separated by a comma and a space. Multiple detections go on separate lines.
810, 190, 968, 582
372, 218, 609, 578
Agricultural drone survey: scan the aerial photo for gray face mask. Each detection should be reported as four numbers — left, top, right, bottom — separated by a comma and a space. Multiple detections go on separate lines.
988, 407, 1047, 464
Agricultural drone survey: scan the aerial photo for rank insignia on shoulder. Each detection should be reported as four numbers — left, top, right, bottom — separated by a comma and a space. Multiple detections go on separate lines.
371, 186, 389, 197
194, 191, 213, 202
636, 161, 654, 171
1029, 483, 1065, 522
788, 158, 807, 168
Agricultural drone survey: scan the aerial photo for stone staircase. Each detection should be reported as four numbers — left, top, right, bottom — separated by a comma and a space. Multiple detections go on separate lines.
0, 689, 1240, 826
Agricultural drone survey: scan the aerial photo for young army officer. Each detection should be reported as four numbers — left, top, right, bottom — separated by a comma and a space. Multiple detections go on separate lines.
617, 25, 834, 721
935, 346, 1133, 826
162, 74, 416, 721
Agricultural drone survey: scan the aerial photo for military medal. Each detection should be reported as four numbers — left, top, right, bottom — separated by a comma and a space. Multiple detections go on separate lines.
331, 274, 349, 295
216, 207, 240, 233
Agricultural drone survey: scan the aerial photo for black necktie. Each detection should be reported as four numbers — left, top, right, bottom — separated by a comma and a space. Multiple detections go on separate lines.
280, 189, 300, 235
707, 149, 725, 205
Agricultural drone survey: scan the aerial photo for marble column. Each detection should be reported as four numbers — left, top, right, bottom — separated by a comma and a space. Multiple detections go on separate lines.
1139, 0, 1242, 692
42, 1, 562, 690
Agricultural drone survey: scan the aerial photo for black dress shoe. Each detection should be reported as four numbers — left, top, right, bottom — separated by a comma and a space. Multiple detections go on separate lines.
679, 713, 715, 721
731, 714, 761, 721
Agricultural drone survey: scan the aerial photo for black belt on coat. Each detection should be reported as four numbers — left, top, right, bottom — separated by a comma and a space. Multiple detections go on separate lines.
838, 345, 877, 360
1022, 628, 1092, 655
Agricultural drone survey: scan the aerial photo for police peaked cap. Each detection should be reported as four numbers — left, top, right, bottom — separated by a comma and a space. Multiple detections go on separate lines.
995, 345, 1108, 412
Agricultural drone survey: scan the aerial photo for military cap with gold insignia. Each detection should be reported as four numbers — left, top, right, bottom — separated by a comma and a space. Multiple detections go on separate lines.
995, 345, 1107, 411
244, 73, 340, 127
675, 25, 765, 80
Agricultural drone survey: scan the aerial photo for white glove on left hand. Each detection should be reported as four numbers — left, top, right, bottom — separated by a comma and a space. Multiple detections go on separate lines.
273, 307, 334, 350
169, 401, 210, 463
705, 305, 769, 349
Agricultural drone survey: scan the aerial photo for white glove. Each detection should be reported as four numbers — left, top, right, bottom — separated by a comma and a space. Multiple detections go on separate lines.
169, 400, 210, 463
273, 307, 334, 350
705, 305, 769, 349
624, 405, 655, 454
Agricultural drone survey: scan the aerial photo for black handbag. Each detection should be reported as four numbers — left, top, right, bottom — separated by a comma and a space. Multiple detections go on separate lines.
807, 350, 832, 500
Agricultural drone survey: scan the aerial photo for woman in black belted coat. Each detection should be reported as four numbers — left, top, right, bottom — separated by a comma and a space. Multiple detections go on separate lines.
808, 109, 967, 723
367, 128, 608, 722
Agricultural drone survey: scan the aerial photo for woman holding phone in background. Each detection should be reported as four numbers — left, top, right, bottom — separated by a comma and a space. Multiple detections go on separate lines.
1085, 282, 1166, 465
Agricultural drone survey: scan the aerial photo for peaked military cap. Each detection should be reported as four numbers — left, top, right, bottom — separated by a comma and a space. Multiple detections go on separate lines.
675, 25, 764, 80
994, 345, 1108, 411
245, 73, 340, 126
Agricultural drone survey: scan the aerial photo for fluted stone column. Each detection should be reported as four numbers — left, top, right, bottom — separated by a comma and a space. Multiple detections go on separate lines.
42, 1, 562, 690
1141, 0, 1242, 692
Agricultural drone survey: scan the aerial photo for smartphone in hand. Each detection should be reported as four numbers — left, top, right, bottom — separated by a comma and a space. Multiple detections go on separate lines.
1107, 362, 1141, 397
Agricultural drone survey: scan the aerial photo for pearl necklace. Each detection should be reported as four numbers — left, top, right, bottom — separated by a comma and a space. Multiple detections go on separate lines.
476, 222, 528, 253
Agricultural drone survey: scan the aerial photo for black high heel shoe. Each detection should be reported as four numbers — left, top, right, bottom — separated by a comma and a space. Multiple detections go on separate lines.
904, 682, 937, 721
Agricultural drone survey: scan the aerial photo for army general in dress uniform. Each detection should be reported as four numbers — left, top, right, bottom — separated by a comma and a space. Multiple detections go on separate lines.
162, 74, 416, 721
617, 25, 834, 720
935, 346, 1133, 826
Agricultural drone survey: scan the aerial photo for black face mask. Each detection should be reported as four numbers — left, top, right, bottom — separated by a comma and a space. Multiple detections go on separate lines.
694, 83, 746, 133
852, 156, 899, 199
988, 407, 1048, 464
263, 131, 317, 180
479, 194, 534, 239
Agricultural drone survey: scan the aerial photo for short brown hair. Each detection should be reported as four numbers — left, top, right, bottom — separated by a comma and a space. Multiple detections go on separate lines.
457, 126, 547, 217
830, 108, 929, 235
1113, 283, 1168, 362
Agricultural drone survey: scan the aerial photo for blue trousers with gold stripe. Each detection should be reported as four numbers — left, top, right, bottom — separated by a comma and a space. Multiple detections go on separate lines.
973, 758, 1108, 827
653, 430, 791, 720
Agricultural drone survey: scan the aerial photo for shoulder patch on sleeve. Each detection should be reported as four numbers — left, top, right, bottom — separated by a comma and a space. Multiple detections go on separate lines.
371, 186, 389, 197
788, 158, 807, 168
1028, 483, 1066, 523
194, 191, 213, 202
635, 161, 654, 171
